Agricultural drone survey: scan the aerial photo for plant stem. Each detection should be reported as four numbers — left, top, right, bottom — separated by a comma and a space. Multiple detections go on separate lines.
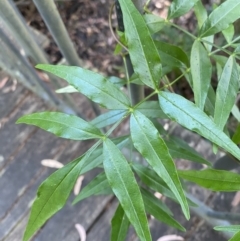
168, 21, 240, 60
209, 35, 240, 56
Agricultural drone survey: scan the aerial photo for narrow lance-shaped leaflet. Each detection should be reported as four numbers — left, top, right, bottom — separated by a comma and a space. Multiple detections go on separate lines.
118, 0, 161, 89
130, 111, 190, 220
158, 91, 240, 161
103, 138, 152, 241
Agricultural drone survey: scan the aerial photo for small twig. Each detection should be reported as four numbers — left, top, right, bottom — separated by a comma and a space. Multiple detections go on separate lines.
108, 2, 129, 52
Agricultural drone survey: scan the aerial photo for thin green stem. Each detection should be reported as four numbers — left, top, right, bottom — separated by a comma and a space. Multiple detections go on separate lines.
123, 55, 133, 105
168, 22, 197, 40
143, 0, 151, 13
105, 111, 130, 137
133, 91, 157, 110
161, 69, 190, 91
201, 38, 233, 56
168, 21, 240, 59
209, 35, 240, 56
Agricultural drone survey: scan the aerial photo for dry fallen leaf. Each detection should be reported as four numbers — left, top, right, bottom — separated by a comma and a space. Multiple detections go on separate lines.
75, 223, 86, 241
154, 191, 163, 200
0, 77, 9, 89
232, 191, 240, 207
157, 234, 184, 241
74, 175, 84, 195
41, 159, 64, 169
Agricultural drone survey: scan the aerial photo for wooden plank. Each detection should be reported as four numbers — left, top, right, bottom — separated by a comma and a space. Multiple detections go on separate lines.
1, 140, 80, 241
35, 194, 112, 241
84, 199, 137, 241
86, 200, 118, 241
0, 141, 89, 240
0, 130, 67, 239
0, 92, 46, 170
0, 82, 28, 119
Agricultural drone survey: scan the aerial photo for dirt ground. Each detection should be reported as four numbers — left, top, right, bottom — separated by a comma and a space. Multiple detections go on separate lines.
12, 1, 240, 240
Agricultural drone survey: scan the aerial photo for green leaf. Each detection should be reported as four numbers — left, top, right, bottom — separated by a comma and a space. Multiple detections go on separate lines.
73, 172, 111, 204
141, 188, 172, 216
214, 225, 240, 233
111, 204, 130, 241
194, 1, 214, 52
168, 0, 198, 19
81, 136, 130, 174
36, 64, 130, 109
232, 124, 240, 144
132, 163, 197, 207
205, 86, 216, 116
130, 111, 190, 220
194, 0, 207, 28
190, 40, 212, 110
103, 139, 152, 241
199, 0, 240, 37
136, 101, 168, 118
231, 105, 240, 122
165, 138, 211, 166
132, 162, 178, 201
230, 231, 240, 241
119, 0, 161, 89
56, 85, 78, 93
141, 188, 185, 231
154, 40, 189, 68
23, 151, 93, 241
144, 14, 165, 34
158, 92, 240, 160
178, 168, 240, 191
222, 24, 234, 44
17, 112, 103, 140
90, 110, 128, 129
214, 56, 239, 130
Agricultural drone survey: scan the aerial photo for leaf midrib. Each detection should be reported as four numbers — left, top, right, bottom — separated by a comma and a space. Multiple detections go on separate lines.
54, 69, 130, 108
22, 116, 102, 138
179, 171, 240, 185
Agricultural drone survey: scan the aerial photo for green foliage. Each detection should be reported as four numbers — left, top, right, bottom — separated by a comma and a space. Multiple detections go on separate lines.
17, 0, 240, 240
